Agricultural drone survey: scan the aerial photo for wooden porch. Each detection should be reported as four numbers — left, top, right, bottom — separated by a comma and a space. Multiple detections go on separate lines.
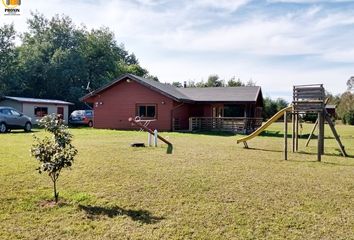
187, 117, 263, 133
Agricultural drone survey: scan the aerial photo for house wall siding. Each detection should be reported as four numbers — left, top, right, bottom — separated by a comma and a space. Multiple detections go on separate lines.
172, 102, 190, 130
0, 100, 69, 124
22, 103, 69, 124
91, 80, 175, 131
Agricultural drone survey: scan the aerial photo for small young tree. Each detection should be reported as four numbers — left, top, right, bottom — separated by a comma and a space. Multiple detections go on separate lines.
31, 114, 78, 203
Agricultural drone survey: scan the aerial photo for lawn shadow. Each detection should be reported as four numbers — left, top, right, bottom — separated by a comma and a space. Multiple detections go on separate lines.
179, 131, 236, 137
78, 205, 164, 224
246, 147, 283, 153
297, 150, 354, 159
6, 129, 40, 134
245, 147, 354, 164
259, 131, 334, 140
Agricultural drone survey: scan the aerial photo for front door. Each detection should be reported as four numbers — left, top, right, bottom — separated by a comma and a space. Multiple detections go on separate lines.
57, 107, 64, 119
212, 106, 224, 117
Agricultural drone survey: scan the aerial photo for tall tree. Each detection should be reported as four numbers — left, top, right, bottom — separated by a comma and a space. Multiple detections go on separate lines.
13, 12, 153, 107
347, 76, 354, 91
172, 81, 182, 88
206, 74, 224, 87
227, 76, 244, 87
337, 91, 354, 119
0, 24, 19, 95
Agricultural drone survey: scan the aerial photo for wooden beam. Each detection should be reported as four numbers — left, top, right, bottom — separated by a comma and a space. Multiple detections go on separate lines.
317, 112, 323, 161
292, 112, 295, 153
295, 113, 299, 152
128, 117, 173, 154
284, 112, 288, 160
305, 118, 318, 147
324, 113, 348, 157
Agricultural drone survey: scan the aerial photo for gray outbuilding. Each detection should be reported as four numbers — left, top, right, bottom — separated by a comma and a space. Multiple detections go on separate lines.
0, 96, 73, 124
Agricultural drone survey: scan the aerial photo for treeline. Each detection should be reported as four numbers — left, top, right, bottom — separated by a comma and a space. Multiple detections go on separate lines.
326, 91, 354, 125
172, 74, 257, 88
0, 12, 156, 108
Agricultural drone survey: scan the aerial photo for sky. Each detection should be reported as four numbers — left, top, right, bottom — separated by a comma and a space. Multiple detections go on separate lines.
1, 0, 354, 101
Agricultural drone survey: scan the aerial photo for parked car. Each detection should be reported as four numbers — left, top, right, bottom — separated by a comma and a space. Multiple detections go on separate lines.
69, 110, 94, 127
0, 107, 32, 133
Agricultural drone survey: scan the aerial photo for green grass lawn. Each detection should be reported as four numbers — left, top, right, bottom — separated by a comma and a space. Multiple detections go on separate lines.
0, 123, 353, 239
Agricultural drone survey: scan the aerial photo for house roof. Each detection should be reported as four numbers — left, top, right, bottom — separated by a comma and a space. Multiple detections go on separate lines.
80, 74, 190, 102
80, 74, 262, 103
2, 96, 74, 105
326, 104, 336, 109
178, 87, 261, 102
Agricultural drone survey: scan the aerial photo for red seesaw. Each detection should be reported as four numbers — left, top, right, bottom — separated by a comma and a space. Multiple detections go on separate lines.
128, 117, 173, 154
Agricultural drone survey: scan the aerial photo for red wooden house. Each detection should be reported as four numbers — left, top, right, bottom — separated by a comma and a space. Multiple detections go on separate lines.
80, 74, 263, 132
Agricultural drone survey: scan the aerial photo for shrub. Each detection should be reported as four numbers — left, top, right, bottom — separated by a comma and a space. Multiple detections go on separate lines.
31, 114, 78, 203
344, 110, 354, 125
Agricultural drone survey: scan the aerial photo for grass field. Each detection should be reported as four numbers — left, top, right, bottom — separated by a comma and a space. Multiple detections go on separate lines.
0, 123, 353, 239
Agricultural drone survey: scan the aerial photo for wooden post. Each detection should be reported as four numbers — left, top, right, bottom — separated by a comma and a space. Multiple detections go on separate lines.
295, 113, 299, 152
154, 129, 158, 147
292, 112, 295, 152
317, 111, 323, 161
320, 111, 325, 155
148, 132, 152, 146
284, 112, 288, 160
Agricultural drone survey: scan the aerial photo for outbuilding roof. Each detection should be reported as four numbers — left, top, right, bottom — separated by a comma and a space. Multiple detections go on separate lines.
80, 74, 262, 103
2, 96, 74, 105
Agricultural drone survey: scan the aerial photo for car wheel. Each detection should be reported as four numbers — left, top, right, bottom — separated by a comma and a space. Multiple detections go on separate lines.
24, 122, 32, 132
88, 121, 93, 127
0, 123, 7, 133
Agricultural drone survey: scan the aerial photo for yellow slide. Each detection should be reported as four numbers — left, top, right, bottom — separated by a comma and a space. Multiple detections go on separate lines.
237, 106, 292, 144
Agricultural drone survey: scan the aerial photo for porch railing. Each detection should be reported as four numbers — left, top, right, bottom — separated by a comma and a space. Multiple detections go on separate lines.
189, 117, 263, 133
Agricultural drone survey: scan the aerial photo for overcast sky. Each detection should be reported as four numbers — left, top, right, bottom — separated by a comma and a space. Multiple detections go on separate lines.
1, 0, 354, 100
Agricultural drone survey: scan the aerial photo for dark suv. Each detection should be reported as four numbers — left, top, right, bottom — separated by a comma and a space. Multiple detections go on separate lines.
0, 107, 32, 133
69, 110, 94, 127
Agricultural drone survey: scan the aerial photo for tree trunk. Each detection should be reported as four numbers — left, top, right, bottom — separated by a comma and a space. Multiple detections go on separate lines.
51, 173, 59, 203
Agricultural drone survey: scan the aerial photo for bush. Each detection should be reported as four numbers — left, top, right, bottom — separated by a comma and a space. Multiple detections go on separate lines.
344, 110, 354, 125
303, 113, 317, 123
31, 114, 78, 203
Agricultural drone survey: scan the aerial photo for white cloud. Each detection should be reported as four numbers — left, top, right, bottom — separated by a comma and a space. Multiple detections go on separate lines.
268, 0, 354, 3
191, 0, 251, 12
0, 0, 353, 96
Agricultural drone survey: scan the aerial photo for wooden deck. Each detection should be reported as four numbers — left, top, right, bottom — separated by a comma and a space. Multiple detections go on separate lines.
188, 117, 263, 133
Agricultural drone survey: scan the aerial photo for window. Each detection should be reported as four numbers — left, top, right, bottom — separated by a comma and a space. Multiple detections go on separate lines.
57, 107, 64, 119
85, 110, 93, 116
0, 109, 12, 115
10, 109, 21, 116
137, 104, 157, 119
224, 104, 245, 117
34, 107, 48, 117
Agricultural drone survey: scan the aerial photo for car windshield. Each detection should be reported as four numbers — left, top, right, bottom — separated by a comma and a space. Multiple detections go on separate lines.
85, 111, 93, 116
71, 110, 85, 116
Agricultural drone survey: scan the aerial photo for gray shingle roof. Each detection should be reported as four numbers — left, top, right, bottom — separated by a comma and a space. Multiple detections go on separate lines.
80, 74, 262, 103
177, 86, 261, 102
3, 96, 74, 105
326, 104, 336, 109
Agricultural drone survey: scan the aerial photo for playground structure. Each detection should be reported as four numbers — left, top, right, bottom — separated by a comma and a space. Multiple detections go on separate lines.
237, 84, 347, 161
128, 117, 173, 154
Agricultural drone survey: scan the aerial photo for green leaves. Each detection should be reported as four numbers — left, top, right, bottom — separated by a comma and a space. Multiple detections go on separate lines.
1, 12, 154, 107
31, 114, 78, 203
